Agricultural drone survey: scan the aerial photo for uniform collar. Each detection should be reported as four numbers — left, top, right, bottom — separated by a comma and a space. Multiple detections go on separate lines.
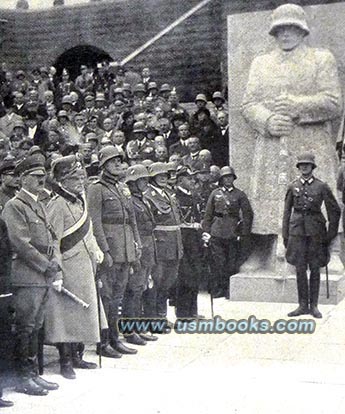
222, 186, 233, 192
22, 188, 38, 202
300, 176, 314, 185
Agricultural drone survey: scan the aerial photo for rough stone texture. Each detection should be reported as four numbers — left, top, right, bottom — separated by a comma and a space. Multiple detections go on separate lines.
230, 272, 345, 305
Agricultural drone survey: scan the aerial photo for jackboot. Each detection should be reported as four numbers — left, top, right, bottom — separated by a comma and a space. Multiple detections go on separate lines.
288, 268, 309, 317
310, 269, 322, 318
71, 343, 97, 369
57, 343, 76, 380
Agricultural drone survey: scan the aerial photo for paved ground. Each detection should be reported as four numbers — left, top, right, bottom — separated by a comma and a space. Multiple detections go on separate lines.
2, 293, 345, 414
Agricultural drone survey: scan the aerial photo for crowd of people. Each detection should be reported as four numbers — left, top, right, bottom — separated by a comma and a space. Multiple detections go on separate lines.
0, 61, 237, 406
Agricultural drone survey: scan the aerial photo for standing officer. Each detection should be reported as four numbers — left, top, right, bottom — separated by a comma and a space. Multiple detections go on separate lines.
283, 153, 340, 318
175, 166, 203, 318
202, 166, 253, 298
88, 146, 143, 353
144, 162, 183, 319
123, 164, 157, 341
3, 155, 60, 396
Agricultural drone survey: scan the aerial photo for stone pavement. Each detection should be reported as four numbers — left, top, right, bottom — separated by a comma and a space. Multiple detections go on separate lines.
2, 292, 345, 414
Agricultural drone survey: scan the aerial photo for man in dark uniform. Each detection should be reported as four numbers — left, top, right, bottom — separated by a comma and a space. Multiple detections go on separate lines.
144, 162, 183, 319
0, 159, 19, 214
202, 166, 253, 298
3, 155, 60, 396
283, 153, 340, 318
0, 217, 14, 407
175, 166, 203, 318
124, 164, 157, 341
88, 146, 143, 354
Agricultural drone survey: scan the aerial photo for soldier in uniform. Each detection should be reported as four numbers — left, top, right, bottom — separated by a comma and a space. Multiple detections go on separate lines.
87, 146, 143, 353
144, 162, 183, 319
175, 166, 203, 318
126, 121, 155, 164
3, 155, 60, 396
0, 159, 19, 214
202, 166, 253, 298
0, 217, 14, 407
45, 155, 104, 379
283, 153, 340, 318
124, 165, 157, 341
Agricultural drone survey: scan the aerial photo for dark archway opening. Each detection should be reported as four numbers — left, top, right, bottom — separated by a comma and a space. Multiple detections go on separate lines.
54, 45, 113, 80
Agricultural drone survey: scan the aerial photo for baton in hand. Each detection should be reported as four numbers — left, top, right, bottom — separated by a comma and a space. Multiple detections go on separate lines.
60, 286, 90, 308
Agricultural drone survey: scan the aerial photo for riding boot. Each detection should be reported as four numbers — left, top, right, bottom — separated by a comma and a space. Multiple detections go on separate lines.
288, 267, 309, 317
309, 268, 322, 318
57, 343, 76, 379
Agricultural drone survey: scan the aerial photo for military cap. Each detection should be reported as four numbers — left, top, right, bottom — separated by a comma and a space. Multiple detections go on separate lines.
57, 110, 69, 118
148, 82, 158, 90
125, 164, 149, 183
15, 154, 46, 177
133, 121, 146, 133
148, 162, 168, 177
84, 93, 95, 101
166, 161, 177, 172
122, 83, 132, 92
133, 83, 146, 93
160, 83, 171, 93
95, 93, 106, 102
51, 154, 83, 181
85, 132, 99, 143
16, 70, 25, 78
100, 136, 112, 145
98, 145, 124, 167
0, 159, 16, 175
114, 100, 125, 107
141, 159, 154, 167
13, 119, 25, 129
212, 91, 225, 102
61, 95, 73, 104
114, 87, 124, 95
296, 152, 317, 168
219, 166, 237, 179
269, 4, 309, 36
195, 93, 207, 103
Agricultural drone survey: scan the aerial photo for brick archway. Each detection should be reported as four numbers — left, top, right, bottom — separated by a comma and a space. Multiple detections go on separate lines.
54, 44, 113, 80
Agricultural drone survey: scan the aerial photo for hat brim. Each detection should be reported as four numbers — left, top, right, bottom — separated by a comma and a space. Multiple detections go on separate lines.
296, 161, 316, 169
269, 20, 309, 36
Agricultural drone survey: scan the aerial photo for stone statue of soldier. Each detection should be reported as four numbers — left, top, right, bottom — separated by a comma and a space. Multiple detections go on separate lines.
241, 3, 342, 269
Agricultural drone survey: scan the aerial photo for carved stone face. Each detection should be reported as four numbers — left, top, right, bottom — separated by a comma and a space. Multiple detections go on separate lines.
274, 25, 305, 51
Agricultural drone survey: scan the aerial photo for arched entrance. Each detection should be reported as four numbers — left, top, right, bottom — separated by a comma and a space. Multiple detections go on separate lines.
54, 45, 113, 80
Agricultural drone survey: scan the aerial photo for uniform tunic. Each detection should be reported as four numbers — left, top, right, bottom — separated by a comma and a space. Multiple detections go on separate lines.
242, 44, 342, 234
283, 176, 340, 267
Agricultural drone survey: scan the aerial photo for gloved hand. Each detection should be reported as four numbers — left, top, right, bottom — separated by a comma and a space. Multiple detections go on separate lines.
45, 259, 61, 279
103, 252, 113, 268
52, 279, 63, 292
201, 232, 211, 243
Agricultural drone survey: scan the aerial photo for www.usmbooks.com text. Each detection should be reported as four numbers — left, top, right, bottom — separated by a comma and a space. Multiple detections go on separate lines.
118, 315, 316, 334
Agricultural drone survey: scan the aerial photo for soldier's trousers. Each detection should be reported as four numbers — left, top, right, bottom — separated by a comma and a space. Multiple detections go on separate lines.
122, 263, 148, 319
296, 265, 320, 307
12, 287, 50, 379
151, 260, 179, 318
99, 263, 130, 343
210, 237, 238, 296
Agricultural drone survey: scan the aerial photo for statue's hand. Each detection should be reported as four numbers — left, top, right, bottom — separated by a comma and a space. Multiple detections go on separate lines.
274, 94, 300, 119
267, 114, 294, 136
